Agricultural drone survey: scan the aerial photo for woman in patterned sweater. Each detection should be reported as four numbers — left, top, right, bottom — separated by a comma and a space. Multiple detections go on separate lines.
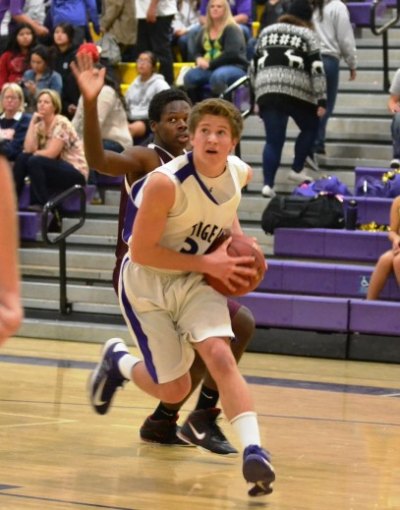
250, 0, 327, 197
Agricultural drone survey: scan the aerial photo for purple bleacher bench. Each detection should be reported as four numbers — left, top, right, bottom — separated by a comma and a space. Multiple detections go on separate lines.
18, 183, 97, 212
346, 0, 386, 26
95, 174, 124, 187
343, 196, 391, 225
262, 259, 399, 299
18, 211, 42, 241
237, 292, 349, 332
349, 299, 400, 336
274, 228, 390, 262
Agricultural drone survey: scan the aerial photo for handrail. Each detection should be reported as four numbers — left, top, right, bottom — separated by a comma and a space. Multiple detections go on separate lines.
41, 185, 87, 315
220, 75, 254, 120
370, 0, 400, 35
220, 75, 254, 160
370, 0, 400, 91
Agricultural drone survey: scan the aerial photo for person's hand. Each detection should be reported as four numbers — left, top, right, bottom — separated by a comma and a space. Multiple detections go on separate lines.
68, 104, 77, 116
147, 2, 157, 23
317, 106, 326, 118
35, 25, 49, 37
70, 52, 106, 103
31, 112, 43, 124
196, 57, 209, 69
24, 80, 36, 94
349, 68, 356, 81
0, 128, 15, 140
0, 292, 23, 346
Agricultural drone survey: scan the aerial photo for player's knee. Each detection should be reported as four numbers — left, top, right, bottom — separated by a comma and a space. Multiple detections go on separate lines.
158, 376, 191, 403
207, 340, 237, 374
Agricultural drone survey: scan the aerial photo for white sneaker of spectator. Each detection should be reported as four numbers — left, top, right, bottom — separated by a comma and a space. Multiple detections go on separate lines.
305, 155, 320, 172
288, 169, 314, 184
261, 185, 276, 198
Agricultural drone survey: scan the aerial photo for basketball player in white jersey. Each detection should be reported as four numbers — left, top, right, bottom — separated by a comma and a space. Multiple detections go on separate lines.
86, 94, 276, 496
72, 54, 258, 458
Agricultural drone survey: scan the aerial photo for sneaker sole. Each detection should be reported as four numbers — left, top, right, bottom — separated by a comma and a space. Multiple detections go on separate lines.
176, 430, 239, 457
243, 456, 275, 495
140, 436, 195, 447
87, 338, 124, 414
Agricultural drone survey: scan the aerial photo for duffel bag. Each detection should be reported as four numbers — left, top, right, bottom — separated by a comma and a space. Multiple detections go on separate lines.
261, 194, 345, 234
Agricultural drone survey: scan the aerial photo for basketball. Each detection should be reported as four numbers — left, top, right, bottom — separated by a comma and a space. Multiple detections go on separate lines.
205, 234, 266, 296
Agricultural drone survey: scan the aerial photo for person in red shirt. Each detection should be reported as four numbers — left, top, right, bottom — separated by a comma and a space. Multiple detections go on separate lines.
0, 23, 36, 91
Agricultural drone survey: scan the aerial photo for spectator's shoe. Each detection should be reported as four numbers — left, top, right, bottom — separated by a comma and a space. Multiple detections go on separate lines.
314, 145, 326, 155
177, 408, 238, 456
261, 185, 276, 198
140, 415, 191, 446
288, 169, 314, 184
242, 445, 275, 497
88, 338, 128, 415
305, 154, 320, 172
390, 158, 400, 169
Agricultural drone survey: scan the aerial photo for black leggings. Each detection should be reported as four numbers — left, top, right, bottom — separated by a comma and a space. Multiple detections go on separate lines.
13, 152, 86, 206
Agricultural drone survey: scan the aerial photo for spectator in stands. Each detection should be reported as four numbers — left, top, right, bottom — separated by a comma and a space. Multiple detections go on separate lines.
49, 0, 100, 46
366, 196, 400, 300
12, 89, 88, 210
387, 68, 400, 170
135, 0, 177, 85
53, 22, 80, 119
249, 0, 326, 198
0, 153, 23, 345
99, 0, 137, 63
0, 23, 36, 92
22, 44, 63, 112
172, 0, 201, 61
124, 51, 170, 141
0, 83, 31, 162
311, 0, 357, 156
183, 0, 248, 103
73, 64, 132, 154
247, 0, 290, 59
187, 0, 252, 59
0, 0, 49, 53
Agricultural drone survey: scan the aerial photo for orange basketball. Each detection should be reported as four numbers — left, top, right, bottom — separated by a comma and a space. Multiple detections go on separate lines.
205, 234, 266, 296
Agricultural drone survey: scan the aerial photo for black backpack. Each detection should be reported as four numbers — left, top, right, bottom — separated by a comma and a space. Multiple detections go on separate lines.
261, 194, 345, 234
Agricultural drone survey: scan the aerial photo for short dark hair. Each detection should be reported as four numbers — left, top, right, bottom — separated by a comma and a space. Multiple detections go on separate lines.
148, 88, 192, 122
53, 22, 75, 45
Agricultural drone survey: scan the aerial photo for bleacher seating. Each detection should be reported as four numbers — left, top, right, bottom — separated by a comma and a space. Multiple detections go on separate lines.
235, 164, 400, 361
18, 183, 97, 241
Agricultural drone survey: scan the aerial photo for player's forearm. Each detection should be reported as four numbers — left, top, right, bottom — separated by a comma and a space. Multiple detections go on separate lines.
83, 98, 107, 171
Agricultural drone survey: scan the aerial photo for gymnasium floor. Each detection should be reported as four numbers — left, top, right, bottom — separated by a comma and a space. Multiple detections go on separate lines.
0, 337, 399, 510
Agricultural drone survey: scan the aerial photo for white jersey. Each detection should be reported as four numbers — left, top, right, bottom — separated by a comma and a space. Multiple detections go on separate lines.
122, 151, 249, 271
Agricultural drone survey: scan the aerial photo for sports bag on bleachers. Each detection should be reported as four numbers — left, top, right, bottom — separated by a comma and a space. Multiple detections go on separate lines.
261, 194, 345, 234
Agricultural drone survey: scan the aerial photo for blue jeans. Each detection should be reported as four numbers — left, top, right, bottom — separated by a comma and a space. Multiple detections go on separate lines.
315, 55, 340, 151
391, 112, 400, 159
260, 104, 319, 187
184, 65, 246, 99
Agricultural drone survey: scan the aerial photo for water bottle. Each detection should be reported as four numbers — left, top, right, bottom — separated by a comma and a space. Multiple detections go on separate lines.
346, 199, 358, 230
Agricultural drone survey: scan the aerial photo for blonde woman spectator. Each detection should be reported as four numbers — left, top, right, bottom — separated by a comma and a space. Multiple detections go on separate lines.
13, 89, 88, 210
183, 0, 248, 103
0, 82, 32, 161
0, 154, 23, 345
124, 51, 170, 140
367, 196, 400, 300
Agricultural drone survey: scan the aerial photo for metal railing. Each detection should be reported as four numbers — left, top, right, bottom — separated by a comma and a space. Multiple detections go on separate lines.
370, 0, 400, 91
41, 185, 87, 315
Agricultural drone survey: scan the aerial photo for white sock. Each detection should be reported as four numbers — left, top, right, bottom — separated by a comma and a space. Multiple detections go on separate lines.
231, 411, 261, 448
117, 353, 141, 380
